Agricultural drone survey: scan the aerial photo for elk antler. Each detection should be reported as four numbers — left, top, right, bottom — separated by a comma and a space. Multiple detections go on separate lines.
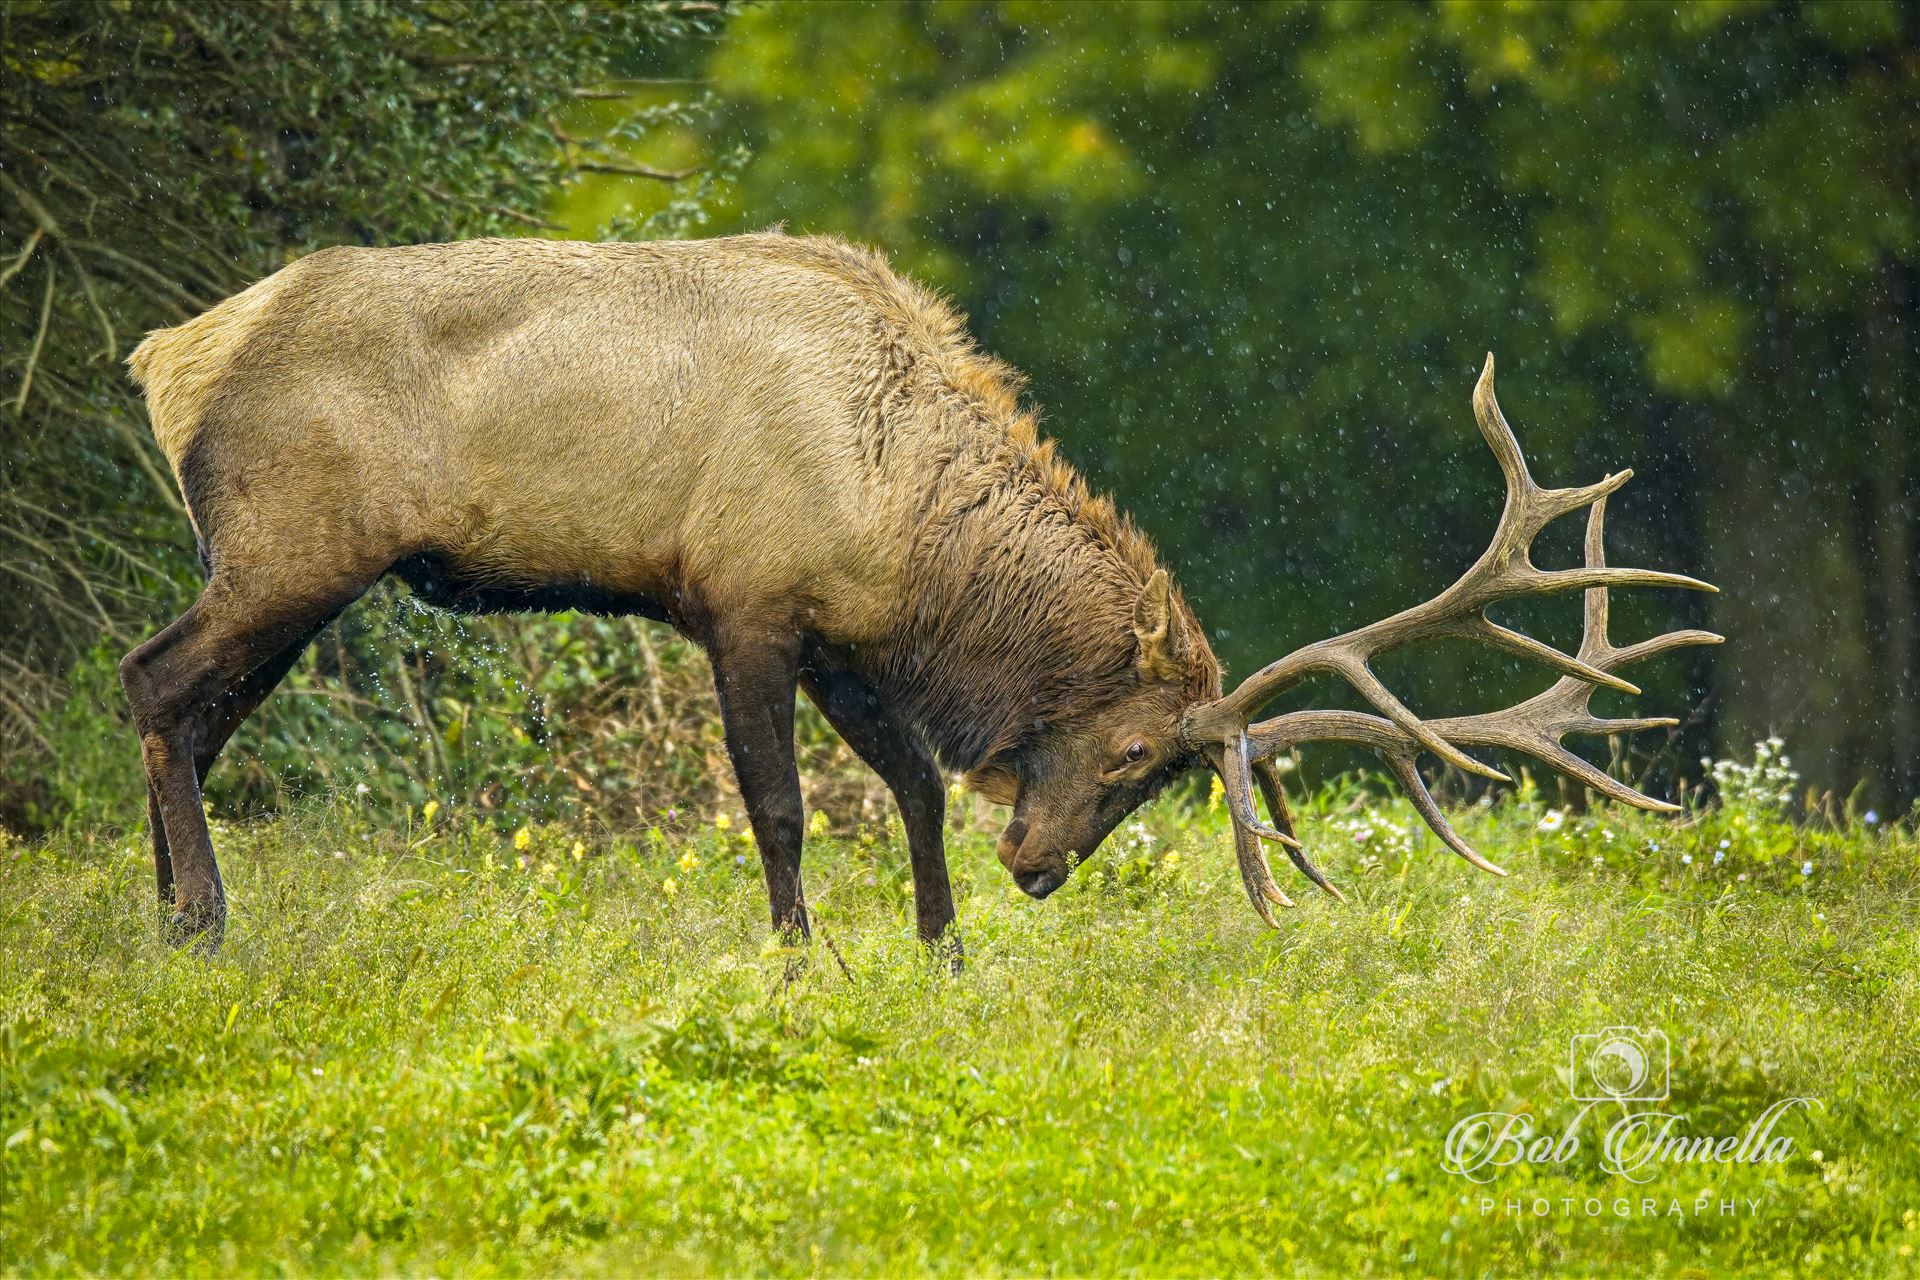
1183, 355, 1722, 925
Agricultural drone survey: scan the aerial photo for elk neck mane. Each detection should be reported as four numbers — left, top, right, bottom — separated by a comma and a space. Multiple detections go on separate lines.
785, 235, 1219, 771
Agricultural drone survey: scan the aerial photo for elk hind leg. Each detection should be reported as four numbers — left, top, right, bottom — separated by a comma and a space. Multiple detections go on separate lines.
121, 575, 364, 947
141, 616, 336, 913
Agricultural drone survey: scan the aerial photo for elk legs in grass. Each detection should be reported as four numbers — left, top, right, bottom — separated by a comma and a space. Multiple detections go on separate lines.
120, 573, 366, 947
709, 625, 811, 941
802, 663, 959, 962
142, 618, 335, 912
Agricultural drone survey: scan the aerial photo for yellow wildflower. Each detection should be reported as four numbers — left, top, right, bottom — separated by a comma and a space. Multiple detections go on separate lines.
808, 809, 830, 838
713, 813, 731, 831
1208, 775, 1224, 811
570, 840, 586, 862
661, 877, 679, 898
676, 849, 699, 875
421, 799, 440, 824
513, 825, 532, 851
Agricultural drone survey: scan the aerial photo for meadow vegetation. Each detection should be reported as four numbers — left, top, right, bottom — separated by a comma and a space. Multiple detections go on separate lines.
3, 746, 1915, 1276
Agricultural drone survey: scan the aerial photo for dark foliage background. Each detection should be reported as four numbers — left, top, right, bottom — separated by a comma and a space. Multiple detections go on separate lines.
2, 0, 1916, 834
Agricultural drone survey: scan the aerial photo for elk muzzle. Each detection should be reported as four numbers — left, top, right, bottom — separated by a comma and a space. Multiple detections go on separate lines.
996, 816, 1069, 899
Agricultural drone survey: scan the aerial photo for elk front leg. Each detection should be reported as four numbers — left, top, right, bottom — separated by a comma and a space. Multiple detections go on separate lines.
801, 665, 958, 964
710, 628, 809, 941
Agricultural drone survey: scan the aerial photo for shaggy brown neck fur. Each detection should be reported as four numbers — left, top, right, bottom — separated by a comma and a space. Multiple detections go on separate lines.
791, 231, 1218, 767
870, 421, 1218, 772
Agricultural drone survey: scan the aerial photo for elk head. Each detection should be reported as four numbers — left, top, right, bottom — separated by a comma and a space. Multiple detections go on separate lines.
970, 567, 1216, 899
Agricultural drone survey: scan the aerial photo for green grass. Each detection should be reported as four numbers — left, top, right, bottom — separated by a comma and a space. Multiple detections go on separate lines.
2, 775, 1917, 1277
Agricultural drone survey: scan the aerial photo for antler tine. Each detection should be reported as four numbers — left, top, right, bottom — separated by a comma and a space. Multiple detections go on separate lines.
1472, 359, 1631, 545
1253, 757, 1345, 901
1468, 352, 1536, 495
1217, 733, 1304, 851
1210, 743, 1296, 924
1459, 616, 1641, 695
1191, 357, 1721, 917
1214, 741, 1349, 923
1231, 817, 1292, 927
1379, 749, 1506, 876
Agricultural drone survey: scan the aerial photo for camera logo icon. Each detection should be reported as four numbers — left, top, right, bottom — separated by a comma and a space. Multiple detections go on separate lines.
1569, 1026, 1670, 1102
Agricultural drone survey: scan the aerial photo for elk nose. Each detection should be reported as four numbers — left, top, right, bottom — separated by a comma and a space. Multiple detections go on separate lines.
996, 818, 1030, 869
1015, 866, 1064, 900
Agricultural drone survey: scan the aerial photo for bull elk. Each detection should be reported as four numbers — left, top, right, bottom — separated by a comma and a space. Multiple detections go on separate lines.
122, 233, 1718, 950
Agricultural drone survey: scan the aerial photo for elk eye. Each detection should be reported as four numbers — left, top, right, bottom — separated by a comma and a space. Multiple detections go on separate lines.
1124, 741, 1149, 764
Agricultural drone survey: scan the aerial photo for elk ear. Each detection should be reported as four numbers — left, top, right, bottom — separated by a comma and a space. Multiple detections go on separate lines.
1133, 568, 1188, 681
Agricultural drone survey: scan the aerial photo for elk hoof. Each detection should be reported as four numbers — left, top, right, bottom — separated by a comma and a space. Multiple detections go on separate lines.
163, 898, 226, 953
